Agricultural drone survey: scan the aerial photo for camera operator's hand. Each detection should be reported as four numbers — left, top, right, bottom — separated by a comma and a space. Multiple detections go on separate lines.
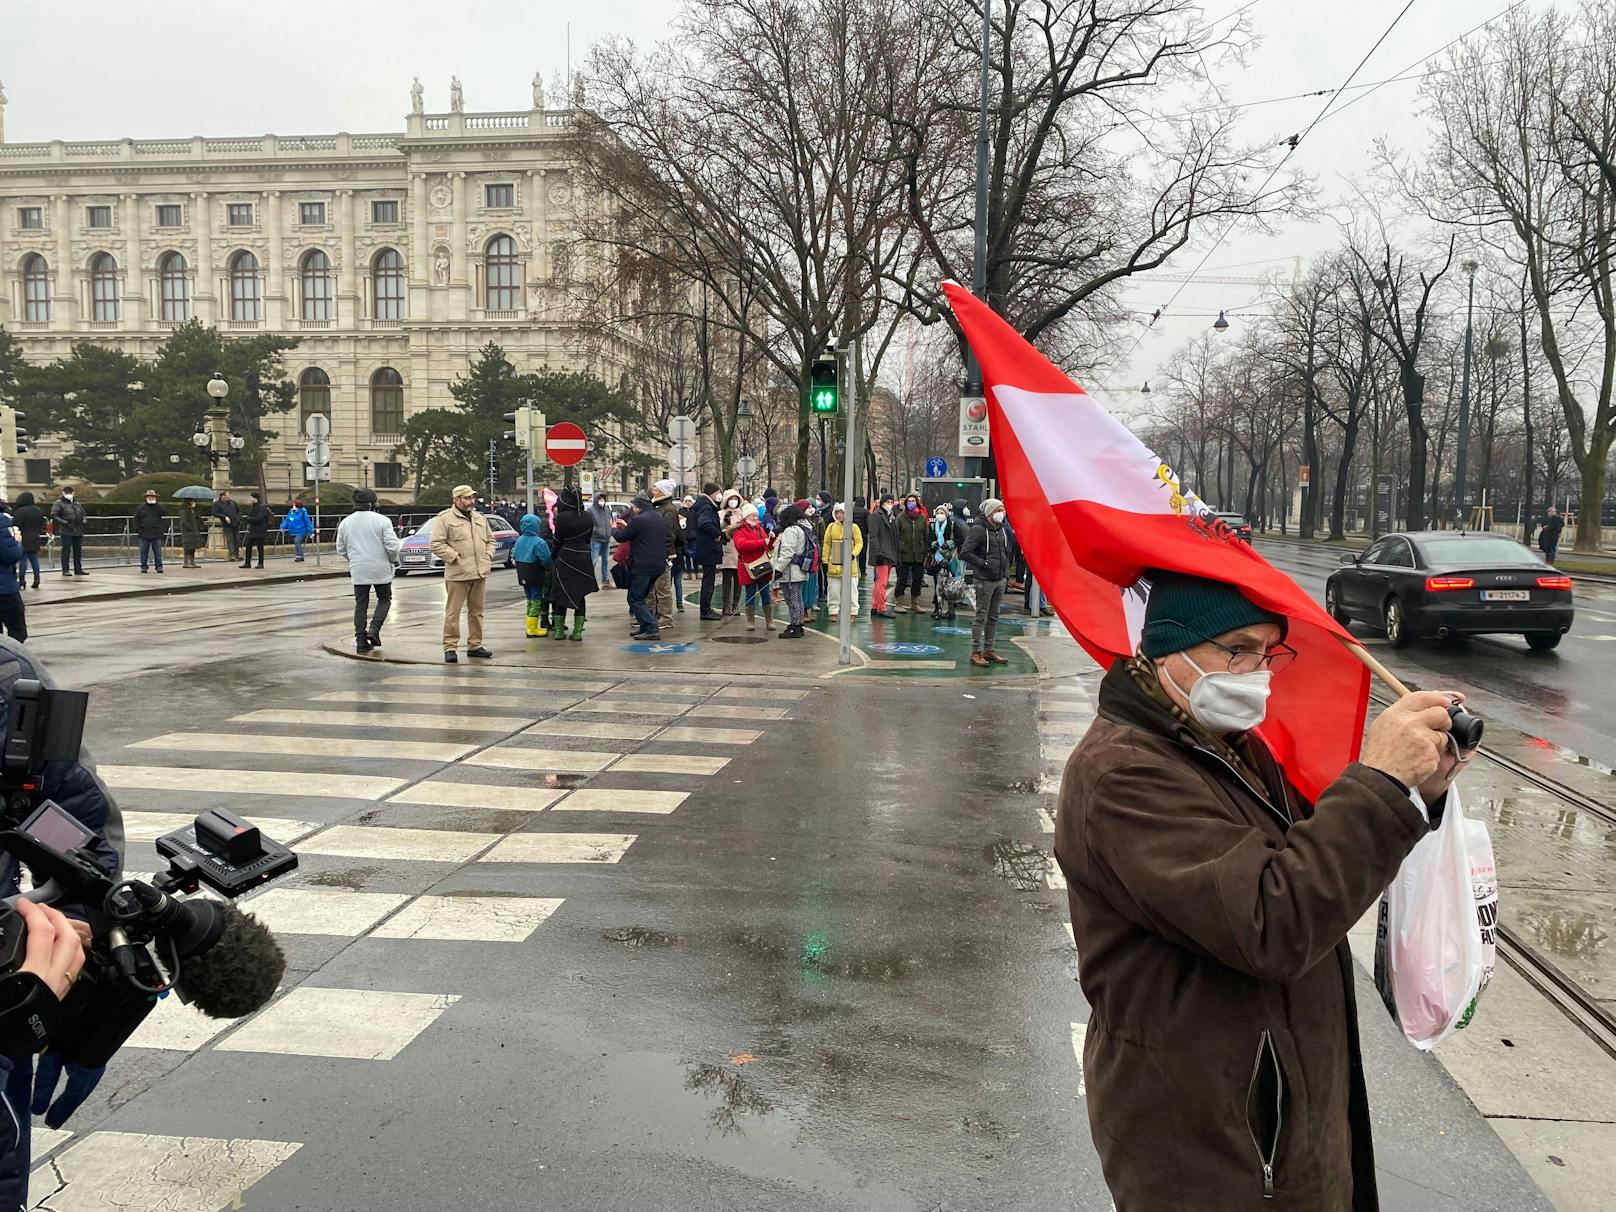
1362, 690, 1458, 791
14, 899, 85, 1000
1417, 733, 1478, 805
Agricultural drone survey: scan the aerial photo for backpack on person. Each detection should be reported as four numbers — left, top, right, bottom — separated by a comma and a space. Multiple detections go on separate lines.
792, 522, 820, 574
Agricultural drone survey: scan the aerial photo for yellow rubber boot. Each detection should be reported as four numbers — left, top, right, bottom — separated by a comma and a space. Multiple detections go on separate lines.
526, 615, 539, 637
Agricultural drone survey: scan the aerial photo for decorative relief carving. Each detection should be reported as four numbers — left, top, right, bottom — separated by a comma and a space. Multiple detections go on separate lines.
432, 244, 450, 285
428, 182, 452, 212
487, 148, 510, 161
547, 181, 571, 207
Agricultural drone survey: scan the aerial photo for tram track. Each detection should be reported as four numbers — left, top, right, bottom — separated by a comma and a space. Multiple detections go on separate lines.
1369, 689, 1616, 1060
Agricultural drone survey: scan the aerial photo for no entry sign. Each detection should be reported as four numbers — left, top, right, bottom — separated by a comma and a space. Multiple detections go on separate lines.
545, 421, 587, 466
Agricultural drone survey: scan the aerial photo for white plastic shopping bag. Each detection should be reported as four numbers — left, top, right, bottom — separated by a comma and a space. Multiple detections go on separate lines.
1374, 783, 1496, 1049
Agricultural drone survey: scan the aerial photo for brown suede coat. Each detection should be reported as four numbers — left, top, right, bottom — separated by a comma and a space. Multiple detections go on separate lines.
1054, 661, 1430, 1210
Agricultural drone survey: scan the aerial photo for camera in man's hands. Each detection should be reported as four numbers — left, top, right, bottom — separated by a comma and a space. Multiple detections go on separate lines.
1446, 698, 1485, 751
0, 679, 296, 1065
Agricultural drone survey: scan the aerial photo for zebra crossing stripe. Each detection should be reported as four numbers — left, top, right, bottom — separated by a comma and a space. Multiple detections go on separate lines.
554, 789, 687, 815
479, 832, 636, 864
467, 746, 619, 773
656, 725, 760, 745
216, 988, 461, 1060
231, 708, 536, 732
98, 764, 407, 801
129, 732, 478, 762
121, 810, 321, 844
386, 780, 566, 812
32, 1132, 301, 1212
297, 824, 499, 863
370, 894, 565, 942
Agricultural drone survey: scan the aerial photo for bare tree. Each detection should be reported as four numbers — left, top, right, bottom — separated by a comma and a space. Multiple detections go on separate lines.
894, 0, 1305, 364
1421, 4, 1616, 548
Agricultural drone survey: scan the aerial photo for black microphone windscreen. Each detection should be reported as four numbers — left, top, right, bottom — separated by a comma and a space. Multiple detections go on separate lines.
173, 903, 285, 1019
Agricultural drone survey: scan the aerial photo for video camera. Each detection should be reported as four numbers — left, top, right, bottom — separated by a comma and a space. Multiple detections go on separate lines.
0, 679, 297, 1064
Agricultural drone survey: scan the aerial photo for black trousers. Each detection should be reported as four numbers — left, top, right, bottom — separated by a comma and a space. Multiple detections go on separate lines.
698, 563, 718, 614
897, 561, 926, 596
354, 583, 392, 639
59, 536, 84, 575
241, 539, 265, 567
0, 593, 25, 642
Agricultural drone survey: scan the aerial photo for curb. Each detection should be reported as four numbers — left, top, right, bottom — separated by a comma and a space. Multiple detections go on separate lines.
33, 567, 349, 605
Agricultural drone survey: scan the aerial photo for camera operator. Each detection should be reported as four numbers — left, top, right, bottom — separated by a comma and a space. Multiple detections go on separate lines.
0, 636, 123, 1209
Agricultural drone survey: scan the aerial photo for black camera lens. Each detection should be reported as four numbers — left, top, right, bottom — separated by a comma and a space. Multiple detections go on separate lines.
1447, 702, 1484, 750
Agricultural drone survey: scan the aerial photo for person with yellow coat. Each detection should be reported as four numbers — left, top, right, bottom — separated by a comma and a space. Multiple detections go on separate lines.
823, 502, 864, 620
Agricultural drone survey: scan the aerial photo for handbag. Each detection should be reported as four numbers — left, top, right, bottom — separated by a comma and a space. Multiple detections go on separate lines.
743, 555, 774, 585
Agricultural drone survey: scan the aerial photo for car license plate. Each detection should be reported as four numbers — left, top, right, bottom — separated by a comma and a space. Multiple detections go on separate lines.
403, 553, 427, 564
1482, 589, 1529, 601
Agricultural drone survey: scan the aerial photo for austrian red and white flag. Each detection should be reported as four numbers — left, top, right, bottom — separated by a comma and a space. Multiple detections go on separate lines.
944, 282, 1368, 800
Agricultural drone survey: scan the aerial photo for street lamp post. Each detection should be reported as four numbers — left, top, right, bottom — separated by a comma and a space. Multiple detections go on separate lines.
1456, 260, 1478, 528
195, 373, 238, 558
361, 456, 372, 488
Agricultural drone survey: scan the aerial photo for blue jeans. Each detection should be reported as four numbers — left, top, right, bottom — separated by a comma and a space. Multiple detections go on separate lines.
139, 536, 163, 570
591, 539, 610, 584
628, 570, 660, 636
671, 565, 685, 608
293, 534, 305, 558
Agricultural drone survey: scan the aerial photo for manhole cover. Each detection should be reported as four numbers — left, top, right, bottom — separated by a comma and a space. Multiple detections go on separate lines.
711, 635, 771, 644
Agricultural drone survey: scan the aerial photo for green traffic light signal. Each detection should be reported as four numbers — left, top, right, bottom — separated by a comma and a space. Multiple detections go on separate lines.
808, 354, 838, 417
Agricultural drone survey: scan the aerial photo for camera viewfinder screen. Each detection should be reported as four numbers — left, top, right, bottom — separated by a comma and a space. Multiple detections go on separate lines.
24, 803, 94, 855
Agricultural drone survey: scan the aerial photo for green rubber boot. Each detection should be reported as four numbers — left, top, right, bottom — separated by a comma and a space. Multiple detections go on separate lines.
551, 612, 568, 639
570, 617, 586, 641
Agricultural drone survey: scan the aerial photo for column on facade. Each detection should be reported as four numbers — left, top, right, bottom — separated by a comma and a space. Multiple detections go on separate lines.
192, 192, 213, 323
339, 189, 358, 322
122, 194, 145, 327
52, 195, 74, 329
264, 191, 284, 326
410, 173, 429, 323
0, 201, 9, 325
450, 171, 467, 321
529, 168, 545, 315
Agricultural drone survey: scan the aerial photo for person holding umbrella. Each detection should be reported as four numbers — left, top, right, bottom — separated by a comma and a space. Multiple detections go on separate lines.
173, 486, 214, 569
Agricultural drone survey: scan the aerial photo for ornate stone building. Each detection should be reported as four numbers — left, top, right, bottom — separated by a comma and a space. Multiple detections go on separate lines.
0, 78, 641, 498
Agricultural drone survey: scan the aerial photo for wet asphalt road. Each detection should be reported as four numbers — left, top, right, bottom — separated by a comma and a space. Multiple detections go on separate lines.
1258, 540, 1616, 771
11, 576, 1554, 1210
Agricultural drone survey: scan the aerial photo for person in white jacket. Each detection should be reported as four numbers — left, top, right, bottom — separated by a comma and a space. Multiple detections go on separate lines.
335, 487, 402, 654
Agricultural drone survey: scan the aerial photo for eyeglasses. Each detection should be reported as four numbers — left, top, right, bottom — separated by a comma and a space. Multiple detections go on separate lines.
1162, 622, 1298, 674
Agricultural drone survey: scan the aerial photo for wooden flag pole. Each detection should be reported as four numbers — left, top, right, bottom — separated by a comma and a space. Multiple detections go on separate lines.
1333, 632, 1412, 698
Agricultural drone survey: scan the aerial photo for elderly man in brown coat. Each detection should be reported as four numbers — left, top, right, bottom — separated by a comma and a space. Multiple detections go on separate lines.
428, 484, 496, 664
1055, 570, 1473, 1211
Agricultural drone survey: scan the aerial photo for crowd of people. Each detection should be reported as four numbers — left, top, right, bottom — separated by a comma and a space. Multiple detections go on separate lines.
447, 481, 1054, 664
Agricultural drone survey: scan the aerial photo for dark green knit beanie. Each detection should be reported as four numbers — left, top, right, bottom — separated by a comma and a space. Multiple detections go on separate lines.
1140, 570, 1287, 658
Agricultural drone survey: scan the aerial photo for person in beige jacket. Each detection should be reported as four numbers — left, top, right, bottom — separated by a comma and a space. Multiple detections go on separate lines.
429, 485, 497, 662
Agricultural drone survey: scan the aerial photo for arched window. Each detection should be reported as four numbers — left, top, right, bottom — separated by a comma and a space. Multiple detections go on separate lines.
21, 255, 49, 323
229, 251, 260, 322
484, 235, 519, 311
372, 248, 405, 321
370, 367, 404, 435
90, 253, 120, 322
158, 252, 190, 323
298, 368, 331, 431
300, 249, 333, 321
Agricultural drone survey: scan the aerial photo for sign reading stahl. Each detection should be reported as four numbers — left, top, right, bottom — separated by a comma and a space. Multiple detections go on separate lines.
958, 398, 990, 460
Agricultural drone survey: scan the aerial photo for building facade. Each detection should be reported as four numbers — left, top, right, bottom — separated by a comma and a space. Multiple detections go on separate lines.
0, 80, 642, 498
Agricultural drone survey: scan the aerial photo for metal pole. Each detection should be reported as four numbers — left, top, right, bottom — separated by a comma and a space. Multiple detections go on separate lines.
526, 450, 535, 516
1456, 269, 1475, 529
838, 337, 860, 666
966, 0, 992, 400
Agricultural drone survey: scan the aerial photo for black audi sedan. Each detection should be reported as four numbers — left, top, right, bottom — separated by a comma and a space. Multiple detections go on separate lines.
1325, 530, 1575, 651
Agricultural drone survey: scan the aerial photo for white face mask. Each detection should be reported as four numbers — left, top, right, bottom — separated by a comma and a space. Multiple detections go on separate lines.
989, 510, 1006, 525
1165, 651, 1273, 733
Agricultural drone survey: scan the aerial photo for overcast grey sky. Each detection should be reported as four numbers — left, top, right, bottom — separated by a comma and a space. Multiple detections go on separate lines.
0, 0, 1548, 394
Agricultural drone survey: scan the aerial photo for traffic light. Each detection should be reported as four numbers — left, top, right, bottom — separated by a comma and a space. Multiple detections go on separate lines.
0, 406, 26, 459
808, 350, 838, 417
504, 406, 533, 448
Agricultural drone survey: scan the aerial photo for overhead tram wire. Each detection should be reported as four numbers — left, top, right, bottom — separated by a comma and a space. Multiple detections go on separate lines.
1120, 0, 1425, 364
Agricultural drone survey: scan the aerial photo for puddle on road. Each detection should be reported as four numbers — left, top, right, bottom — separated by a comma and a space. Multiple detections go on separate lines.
724, 928, 934, 984
1510, 905, 1610, 963
603, 926, 680, 949
985, 837, 1052, 891
684, 1061, 774, 1136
